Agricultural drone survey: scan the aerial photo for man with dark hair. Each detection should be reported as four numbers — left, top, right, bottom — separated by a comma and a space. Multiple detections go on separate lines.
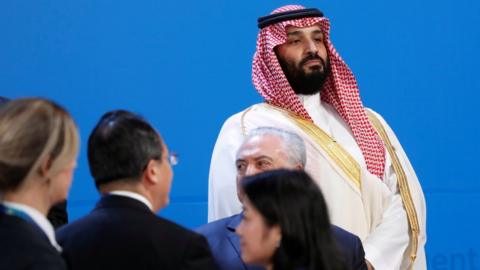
57, 110, 218, 270
208, 5, 426, 270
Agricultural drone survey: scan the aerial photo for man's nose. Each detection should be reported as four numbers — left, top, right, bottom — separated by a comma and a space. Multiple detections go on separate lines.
304, 39, 318, 54
245, 165, 260, 176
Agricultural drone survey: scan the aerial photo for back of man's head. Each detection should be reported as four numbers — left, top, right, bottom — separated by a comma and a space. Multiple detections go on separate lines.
88, 110, 163, 189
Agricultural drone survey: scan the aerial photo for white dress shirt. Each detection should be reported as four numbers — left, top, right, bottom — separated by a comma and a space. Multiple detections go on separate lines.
109, 190, 153, 211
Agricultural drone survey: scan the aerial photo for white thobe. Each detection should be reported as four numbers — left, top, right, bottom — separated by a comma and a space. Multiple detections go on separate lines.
301, 93, 409, 270
208, 93, 427, 270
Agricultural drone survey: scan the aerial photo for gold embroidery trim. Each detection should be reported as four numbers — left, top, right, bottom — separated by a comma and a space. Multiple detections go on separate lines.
240, 106, 253, 137
241, 103, 361, 189
367, 110, 420, 269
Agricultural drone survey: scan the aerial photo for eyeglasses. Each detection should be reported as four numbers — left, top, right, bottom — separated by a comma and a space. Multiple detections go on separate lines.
168, 152, 179, 166
143, 152, 178, 172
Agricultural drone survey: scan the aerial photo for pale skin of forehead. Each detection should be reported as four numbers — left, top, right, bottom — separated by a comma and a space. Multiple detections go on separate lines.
236, 135, 288, 161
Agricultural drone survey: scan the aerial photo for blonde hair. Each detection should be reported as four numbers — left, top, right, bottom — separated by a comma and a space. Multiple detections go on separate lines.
0, 98, 80, 191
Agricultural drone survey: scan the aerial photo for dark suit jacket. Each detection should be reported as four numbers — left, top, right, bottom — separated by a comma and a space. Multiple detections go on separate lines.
57, 195, 218, 270
48, 200, 68, 229
0, 212, 67, 270
197, 213, 367, 270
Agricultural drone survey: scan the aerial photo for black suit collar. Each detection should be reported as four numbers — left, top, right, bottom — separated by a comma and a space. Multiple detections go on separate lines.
94, 194, 152, 214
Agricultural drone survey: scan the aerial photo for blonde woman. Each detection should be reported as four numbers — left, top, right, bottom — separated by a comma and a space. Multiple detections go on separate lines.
0, 96, 69, 228
0, 98, 79, 269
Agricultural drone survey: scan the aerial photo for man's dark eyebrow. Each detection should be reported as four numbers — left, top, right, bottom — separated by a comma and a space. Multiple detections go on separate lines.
287, 29, 323, 37
235, 159, 245, 164
286, 30, 302, 36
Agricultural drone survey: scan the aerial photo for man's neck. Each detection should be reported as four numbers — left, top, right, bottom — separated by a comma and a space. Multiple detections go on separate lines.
99, 180, 157, 211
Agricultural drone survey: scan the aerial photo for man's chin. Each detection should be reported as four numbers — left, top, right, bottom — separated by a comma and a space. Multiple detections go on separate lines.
303, 66, 323, 75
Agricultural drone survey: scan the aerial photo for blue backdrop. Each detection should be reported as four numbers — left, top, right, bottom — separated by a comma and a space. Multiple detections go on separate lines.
1, 1, 479, 269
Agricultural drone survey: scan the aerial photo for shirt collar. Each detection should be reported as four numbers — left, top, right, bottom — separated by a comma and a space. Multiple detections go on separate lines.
2, 201, 62, 252
108, 190, 153, 211
297, 92, 337, 125
298, 92, 322, 113
298, 92, 325, 114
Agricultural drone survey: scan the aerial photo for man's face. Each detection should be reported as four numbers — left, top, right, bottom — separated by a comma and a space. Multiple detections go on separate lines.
275, 24, 330, 95
235, 134, 299, 203
154, 139, 173, 210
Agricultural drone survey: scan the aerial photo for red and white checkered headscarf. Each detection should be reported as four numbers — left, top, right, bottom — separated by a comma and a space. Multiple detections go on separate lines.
252, 5, 386, 178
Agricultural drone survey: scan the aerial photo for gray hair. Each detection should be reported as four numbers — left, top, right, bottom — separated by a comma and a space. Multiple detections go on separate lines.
243, 127, 306, 167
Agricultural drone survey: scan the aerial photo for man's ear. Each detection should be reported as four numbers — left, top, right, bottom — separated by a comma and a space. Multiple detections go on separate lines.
144, 159, 159, 185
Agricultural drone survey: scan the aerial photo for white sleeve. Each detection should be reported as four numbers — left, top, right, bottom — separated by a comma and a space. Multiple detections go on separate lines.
365, 109, 427, 270
207, 114, 245, 222
363, 144, 409, 270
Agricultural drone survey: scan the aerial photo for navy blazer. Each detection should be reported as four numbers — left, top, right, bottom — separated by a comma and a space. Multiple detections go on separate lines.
0, 212, 67, 270
48, 200, 68, 229
57, 195, 218, 270
197, 213, 367, 270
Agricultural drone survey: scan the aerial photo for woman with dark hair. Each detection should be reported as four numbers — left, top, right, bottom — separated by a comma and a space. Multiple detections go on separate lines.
0, 98, 80, 269
236, 169, 347, 270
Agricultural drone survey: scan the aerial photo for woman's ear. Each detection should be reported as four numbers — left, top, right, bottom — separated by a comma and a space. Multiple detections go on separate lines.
271, 224, 282, 247
39, 156, 52, 177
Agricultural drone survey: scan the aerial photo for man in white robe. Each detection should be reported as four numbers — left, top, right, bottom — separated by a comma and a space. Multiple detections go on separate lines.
208, 5, 426, 270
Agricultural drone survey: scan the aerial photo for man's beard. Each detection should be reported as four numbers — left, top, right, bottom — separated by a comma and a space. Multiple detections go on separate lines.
277, 53, 330, 95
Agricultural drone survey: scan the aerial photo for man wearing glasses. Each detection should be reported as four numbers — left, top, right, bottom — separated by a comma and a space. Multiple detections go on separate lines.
57, 110, 217, 270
